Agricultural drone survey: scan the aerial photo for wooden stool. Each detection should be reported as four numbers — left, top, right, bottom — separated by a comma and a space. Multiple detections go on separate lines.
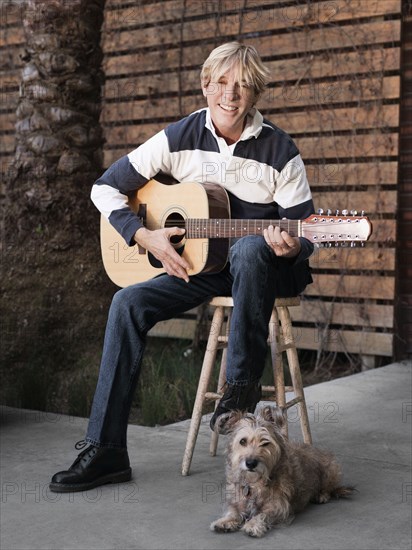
181, 296, 312, 476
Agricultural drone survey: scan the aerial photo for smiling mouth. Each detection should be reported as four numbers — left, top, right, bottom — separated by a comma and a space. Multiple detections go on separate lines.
219, 104, 238, 112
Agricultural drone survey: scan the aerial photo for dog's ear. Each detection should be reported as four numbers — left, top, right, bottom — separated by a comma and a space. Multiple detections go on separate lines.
259, 405, 286, 429
214, 410, 244, 435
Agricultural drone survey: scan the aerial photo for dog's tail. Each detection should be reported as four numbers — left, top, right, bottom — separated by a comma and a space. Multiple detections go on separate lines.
331, 485, 357, 499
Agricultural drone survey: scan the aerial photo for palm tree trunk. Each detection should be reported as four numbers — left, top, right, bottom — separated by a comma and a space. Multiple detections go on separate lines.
1, 0, 110, 414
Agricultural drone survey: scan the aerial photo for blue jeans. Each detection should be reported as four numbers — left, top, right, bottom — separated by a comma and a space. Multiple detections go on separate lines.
86, 236, 307, 448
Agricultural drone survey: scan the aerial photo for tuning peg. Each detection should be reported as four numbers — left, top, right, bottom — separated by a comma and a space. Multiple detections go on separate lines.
350, 241, 356, 247
361, 210, 366, 217
327, 209, 332, 215
317, 208, 324, 215
342, 209, 348, 216
335, 209, 340, 216
350, 209, 358, 216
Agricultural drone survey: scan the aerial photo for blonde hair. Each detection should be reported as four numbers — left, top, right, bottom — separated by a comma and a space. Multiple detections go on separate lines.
200, 42, 270, 99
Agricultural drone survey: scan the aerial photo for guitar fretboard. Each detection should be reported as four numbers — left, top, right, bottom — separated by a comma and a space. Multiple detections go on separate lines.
185, 218, 301, 239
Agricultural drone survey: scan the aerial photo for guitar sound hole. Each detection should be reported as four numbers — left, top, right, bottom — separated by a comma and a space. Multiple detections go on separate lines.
166, 213, 185, 244
148, 213, 185, 270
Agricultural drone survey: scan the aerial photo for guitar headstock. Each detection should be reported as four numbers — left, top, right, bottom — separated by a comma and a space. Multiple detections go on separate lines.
302, 210, 372, 245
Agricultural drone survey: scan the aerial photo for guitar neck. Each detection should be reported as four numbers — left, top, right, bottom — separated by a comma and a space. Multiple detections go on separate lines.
185, 218, 300, 239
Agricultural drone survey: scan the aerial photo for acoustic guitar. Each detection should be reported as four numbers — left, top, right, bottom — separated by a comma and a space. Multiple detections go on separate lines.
100, 179, 372, 288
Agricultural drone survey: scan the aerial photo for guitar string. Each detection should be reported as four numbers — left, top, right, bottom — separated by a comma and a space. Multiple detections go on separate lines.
163, 220, 364, 237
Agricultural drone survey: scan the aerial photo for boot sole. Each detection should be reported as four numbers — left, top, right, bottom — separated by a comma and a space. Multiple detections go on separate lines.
49, 467, 132, 493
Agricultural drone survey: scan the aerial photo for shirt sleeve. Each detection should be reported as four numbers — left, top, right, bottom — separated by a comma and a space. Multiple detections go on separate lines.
90, 130, 171, 246
275, 154, 315, 264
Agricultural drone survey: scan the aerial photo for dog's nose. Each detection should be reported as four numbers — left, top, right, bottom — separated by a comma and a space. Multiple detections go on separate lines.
245, 458, 258, 471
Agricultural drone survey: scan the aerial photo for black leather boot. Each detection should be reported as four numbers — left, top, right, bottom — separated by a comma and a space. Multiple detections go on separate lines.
49, 443, 131, 493
210, 381, 262, 431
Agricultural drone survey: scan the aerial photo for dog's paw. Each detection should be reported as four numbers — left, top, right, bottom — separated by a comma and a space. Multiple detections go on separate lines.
210, 517, 241, 533
242, 517, 268, 538
317, 492, 331, 504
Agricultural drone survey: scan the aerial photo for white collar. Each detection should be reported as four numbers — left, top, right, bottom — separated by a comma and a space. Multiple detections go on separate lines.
204, 107, 263, 142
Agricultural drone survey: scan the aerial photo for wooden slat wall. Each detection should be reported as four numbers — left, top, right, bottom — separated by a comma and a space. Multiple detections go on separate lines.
0, 0, 402, 359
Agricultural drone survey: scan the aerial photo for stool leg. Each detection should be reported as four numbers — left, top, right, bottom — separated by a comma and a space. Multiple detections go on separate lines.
208, 351, 226, 456
278, 306, 312, 445
209, 309, 231, 457
269, 306, 288, 438
182, 305, 225, 475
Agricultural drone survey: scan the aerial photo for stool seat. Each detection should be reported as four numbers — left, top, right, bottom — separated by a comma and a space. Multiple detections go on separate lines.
181, 296, 312, 476
209, 296, 301, 308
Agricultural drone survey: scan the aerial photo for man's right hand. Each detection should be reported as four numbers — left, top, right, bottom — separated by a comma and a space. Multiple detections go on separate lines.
134, 227, 191, 283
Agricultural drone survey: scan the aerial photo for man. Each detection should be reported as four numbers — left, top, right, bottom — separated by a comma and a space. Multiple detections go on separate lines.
50, 42, 314, 493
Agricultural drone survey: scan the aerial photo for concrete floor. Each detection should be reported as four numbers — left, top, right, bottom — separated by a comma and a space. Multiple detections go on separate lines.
1, 360, 411, 550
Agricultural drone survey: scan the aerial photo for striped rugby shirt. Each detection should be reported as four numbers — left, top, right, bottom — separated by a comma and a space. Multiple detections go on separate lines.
91, 107, 315, 265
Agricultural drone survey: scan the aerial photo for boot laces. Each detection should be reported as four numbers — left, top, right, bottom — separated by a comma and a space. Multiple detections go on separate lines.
71, 440, 97, 466
75, 439, 87, 450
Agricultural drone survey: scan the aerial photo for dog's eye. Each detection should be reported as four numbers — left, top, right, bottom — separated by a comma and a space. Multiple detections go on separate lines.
239, 438, 247, 446
260, 441, 271, 447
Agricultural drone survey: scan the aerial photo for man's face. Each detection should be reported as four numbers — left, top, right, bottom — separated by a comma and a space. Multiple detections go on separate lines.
202, 65, 257, 142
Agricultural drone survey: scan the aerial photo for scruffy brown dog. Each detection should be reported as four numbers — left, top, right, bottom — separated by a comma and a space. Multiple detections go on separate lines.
211, 406, 354, 538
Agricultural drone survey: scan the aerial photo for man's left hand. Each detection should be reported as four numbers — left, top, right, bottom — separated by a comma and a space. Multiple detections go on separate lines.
263, 225, 301, 258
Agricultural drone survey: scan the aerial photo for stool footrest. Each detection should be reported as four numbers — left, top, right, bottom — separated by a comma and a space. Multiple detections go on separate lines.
262, 385, 294, 393
284, 396, 303, 409
204, 390, 302, 408
277, 342, 296, 353
218, 337, 296, 349
205, 391, 221, 401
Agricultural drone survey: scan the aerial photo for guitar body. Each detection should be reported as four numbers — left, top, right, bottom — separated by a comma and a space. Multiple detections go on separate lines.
100, 179, 231, 287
